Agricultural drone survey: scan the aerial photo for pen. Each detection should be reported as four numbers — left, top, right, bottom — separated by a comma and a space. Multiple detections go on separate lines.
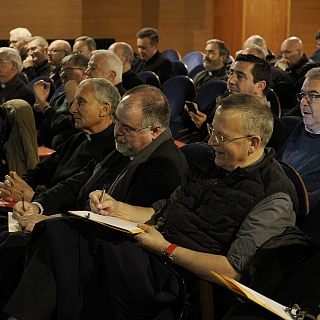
21, 190, 26, 211
97, 184, 107, 214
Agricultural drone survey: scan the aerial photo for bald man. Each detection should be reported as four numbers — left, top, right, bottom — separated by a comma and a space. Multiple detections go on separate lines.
275, 36, 318, 83
108, 42, 143, 90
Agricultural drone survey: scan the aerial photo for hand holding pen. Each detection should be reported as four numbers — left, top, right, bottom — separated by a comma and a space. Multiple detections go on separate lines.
97, 184, 107, 214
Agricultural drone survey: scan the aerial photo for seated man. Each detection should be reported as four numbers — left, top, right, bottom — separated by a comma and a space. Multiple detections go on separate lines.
72, 35, 96, 58
85, 49, 126, 96
131, 27, 172, 85
192, 39, 229, 92
181, 54, 289, 152
0, 78, 120, 204
108, 41, 143, 90
0, 47, 35, 106
47, 39, 72, 89
276, 67, 320, 245
5, 94, 297, 320
274, 36, 318, 84
9, 27, 32, 61
22, 36, 51, 82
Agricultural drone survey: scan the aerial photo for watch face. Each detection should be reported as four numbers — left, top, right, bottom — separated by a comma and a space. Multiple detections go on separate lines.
161, 252, 174, 266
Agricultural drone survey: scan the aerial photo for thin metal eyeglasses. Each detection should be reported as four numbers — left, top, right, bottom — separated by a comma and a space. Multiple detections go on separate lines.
296, 92, 320, 103
0, 60, 11, 65
59, 67, 84, 75
207, 123, 253, 145
111, 113, 153, 135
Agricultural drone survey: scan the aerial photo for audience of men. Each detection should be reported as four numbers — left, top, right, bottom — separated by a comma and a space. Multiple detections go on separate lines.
131, 27, 172, 85
108, 41, 143, 90
0, 47, 35, 106
192, 39, 229, 92
85, 49, 126, 96
72, 36, 96, 58
0, 78, 120, 204
34, 53, 89, 148
8, 27, 32, 61
274, 36, 318, 84
276, 67, 320, 245
242, 45, 295, 110
21, 36, 51, 81
181, 54, 289, 152
4, 93, 297, 319
47, 39, 72, 89
313, 29, 320, 63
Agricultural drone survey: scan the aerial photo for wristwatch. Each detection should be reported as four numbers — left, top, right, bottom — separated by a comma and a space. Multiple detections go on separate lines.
161, 244, 179, 266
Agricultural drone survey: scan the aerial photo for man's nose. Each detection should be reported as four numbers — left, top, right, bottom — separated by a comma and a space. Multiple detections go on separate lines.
69, 101, 78, 114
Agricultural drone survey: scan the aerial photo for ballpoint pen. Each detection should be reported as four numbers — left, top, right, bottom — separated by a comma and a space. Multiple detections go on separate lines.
21, 190, 26, 211
97, 184, 107, 214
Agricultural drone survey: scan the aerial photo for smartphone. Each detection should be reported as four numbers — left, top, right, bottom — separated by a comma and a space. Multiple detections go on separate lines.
185, 101, 197, 114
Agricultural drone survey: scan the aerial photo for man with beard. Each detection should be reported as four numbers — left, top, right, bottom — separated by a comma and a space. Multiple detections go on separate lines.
192, 39, 229, 92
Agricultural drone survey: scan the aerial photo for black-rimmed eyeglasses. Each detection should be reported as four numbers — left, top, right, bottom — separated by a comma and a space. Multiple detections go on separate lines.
111, 113, 153, 135
296, 92, 320, 103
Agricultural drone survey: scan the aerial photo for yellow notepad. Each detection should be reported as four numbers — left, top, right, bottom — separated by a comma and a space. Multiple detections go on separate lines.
68, 211, 144, 234
211, 272, 294, 320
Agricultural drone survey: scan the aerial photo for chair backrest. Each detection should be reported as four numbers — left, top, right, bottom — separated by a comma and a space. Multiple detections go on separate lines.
182, 51, 204, 76
171, 60, 188, 76
278, 160, 310, 225
137, 71, 161, 88
292, 76, 305, 105
227, 55, 235, 64
18, 72, 29, 84
51, 85, 65, 99
309, 48, 320, 61
193, 80, 227, 111
162, 76, 196, 138
280, 116, 302, 134
28, 76, 56, 102
267, 88, 281, 118
162, 48, 181, 61
180, 143, 211, 164
188, 63, 205, 79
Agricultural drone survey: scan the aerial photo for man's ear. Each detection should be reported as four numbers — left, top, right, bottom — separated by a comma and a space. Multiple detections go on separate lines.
108, 70, 116, 83
255, 80, 266, 96
100, 102, 112, 117
151, 125, 162, 140
248, 135, 262, 154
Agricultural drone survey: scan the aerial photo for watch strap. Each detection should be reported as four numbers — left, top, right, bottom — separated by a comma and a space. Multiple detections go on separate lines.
164, 244, 179, 255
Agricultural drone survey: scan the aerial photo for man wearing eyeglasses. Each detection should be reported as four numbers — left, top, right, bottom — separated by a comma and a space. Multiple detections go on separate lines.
277, 67, 320, 246
47, 39, 72, 89
5, 93, 296, 320
21, 36, 51, 81
274, 37, 317, 84
0, 47, 35, 106
33, 53, 89, 149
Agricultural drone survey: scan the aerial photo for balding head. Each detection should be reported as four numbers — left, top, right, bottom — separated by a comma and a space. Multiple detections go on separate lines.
242, 45, 266, 60
243, 35, 268, 56
280, 36, 304, 67
108, 42, 134, 73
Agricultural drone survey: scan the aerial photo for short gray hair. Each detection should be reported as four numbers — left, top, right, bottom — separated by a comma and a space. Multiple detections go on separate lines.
123, 85, 170, 130
92, 50, 123, 84
79, 78, 121, 113
10, 27, 32, 41
305, 67, 320, 80
216, 93, 274, 148
28, 36, 48, 48
74, 36, 96, 51
61, 53, 89, 68
0, 47, 23, 73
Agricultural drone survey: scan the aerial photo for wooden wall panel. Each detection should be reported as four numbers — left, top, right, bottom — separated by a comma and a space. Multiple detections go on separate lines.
290, 0, 320, 56
243, 0, 290, 56
0, 0, 82, 39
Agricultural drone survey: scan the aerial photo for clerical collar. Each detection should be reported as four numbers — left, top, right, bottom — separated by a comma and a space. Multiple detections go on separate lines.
0, 84, 5, 88
208, 71, 212, 76
85, 133, 91, 141
305, 125, 320, 135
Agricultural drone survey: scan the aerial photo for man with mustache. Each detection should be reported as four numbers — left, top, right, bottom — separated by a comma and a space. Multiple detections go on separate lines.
192, 39, 229, 92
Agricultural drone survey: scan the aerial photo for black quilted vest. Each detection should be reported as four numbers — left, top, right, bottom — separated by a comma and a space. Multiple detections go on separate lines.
160, 148, 298, 256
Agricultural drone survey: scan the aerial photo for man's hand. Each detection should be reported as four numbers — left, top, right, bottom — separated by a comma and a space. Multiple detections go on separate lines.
275, 58, 290, 71
13, 201, 39, 219
64, 80, 79, 103
135, 224, 170, 255
18, 214, 49, 232
0, 171, 34, 202
184, 103, 207, 129
23, 55, 34, 69
33, 80, 51, 102
89, 191, 119, 215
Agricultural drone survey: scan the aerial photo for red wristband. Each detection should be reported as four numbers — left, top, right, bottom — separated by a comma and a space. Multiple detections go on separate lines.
164, 244, 179, 255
